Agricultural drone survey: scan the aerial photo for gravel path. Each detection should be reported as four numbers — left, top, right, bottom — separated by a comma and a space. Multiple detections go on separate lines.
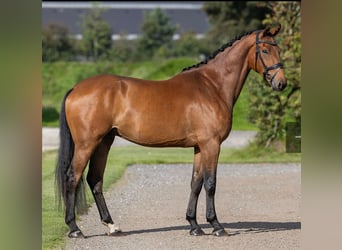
64, 163, 301, 250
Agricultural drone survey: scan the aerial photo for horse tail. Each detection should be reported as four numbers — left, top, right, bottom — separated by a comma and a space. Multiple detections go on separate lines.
55, 88, 87, 214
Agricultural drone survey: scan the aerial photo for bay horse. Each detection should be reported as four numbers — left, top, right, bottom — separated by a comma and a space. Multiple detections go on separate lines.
55, 24, 286, 238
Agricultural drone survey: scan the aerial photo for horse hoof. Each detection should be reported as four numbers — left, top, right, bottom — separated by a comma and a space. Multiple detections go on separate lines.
190, 227, 205, 236
68, 230, 85, 238
212, 228, 227, 237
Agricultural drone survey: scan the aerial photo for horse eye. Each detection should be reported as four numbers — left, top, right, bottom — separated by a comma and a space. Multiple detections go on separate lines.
262, 49, 269, 54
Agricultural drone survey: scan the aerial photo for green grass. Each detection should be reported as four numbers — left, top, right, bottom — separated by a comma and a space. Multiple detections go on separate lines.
232, 85, 257, 130
220, 143, 301, 163
42, 145, 300, 249
42, 151, 68, 250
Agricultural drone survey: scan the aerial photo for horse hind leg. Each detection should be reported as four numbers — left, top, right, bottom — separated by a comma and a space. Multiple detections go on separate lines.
65, 145, 96, 238
87, 130, 122, 236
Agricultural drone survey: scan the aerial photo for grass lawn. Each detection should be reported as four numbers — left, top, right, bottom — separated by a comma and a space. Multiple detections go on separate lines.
42, 144, 300, 249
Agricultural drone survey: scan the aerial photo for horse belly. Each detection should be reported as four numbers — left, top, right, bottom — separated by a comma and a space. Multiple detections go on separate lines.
110, 79, 203, 147
114, 106, 196, 147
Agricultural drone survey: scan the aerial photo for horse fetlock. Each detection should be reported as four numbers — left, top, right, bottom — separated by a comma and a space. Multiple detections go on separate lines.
186, 215, 197, 225
65, 214, 76, 226
186, 207, 196, 217
206, 214, 218, 224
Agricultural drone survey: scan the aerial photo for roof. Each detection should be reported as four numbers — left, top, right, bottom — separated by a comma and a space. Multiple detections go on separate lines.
42, 1, 210, 39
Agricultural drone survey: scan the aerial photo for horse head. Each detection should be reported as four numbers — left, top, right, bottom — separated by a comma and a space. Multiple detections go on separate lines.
254, 23, 287, 91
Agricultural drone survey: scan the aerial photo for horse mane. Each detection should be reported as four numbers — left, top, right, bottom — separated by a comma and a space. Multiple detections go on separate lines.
182, 29, 260, 72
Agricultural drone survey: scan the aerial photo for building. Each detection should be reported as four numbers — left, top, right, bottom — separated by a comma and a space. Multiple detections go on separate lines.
42, 1, 210, 40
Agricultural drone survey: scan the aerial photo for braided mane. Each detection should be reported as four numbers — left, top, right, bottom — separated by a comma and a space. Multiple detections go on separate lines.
182, 29, 259, 72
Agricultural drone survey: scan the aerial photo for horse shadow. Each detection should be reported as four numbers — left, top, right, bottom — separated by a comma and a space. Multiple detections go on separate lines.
84, 221, 301, 238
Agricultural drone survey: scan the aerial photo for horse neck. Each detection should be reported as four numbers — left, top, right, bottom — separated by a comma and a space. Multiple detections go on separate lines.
202, 34, 255, 106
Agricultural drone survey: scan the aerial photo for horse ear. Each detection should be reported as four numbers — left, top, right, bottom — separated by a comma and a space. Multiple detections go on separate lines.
263, 23, 281, 37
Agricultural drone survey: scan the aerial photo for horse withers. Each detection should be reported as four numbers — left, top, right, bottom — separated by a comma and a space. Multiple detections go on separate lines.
55, 24, 286, 238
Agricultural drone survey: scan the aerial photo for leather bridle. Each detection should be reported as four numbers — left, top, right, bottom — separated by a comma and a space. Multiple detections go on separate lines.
255, 30, 284, 84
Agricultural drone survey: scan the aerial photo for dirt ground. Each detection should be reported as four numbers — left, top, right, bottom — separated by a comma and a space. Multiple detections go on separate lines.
63, 163, 301, 250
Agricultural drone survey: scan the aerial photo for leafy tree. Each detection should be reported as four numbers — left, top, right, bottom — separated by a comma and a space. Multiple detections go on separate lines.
137, 8, 176, 59
80, 6, 112, 61
202, 2, 271, 52
173, 32, 203, 57
247, 2, 301, 148
110, 33, 136, 63
42, 23, 75, 62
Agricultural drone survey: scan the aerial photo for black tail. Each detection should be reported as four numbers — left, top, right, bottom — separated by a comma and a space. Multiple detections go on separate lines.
55, 88, 87, 214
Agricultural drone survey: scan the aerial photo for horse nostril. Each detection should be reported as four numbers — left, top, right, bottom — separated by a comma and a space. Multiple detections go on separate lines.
278, 81, 285, 90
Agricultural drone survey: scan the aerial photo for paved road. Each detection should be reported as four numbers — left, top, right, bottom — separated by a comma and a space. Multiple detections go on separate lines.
42, 127, 257, 151
64, 163, 301, 250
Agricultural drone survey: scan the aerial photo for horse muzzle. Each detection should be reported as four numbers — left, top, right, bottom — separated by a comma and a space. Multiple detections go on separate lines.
265, 68, 287, 91
271, 79, 287, 91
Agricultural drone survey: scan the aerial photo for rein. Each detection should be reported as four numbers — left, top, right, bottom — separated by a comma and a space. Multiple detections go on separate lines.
255, 31, 284, 83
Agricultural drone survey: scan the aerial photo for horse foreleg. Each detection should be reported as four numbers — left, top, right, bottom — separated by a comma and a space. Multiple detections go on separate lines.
202, 141, 227, 236
87, 132, 121, 236
203, 170, 226, 236
186, 146, 204, 236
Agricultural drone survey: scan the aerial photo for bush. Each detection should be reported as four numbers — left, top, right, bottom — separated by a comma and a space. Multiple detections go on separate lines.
42, 106, 59, 126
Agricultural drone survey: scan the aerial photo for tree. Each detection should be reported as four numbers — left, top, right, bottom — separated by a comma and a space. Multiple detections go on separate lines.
110, 33, 136, 63
42, 23, 75, 62
80, 6, 112, 61
202, 2, 271, 52
247, 2, 301, 148
173, 32, 203, 57
137, 8, 176, 59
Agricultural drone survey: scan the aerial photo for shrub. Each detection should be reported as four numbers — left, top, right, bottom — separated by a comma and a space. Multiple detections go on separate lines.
42, 106, 59, 125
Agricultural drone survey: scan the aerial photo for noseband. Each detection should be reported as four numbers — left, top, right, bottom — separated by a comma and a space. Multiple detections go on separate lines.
255, 31, 283, 83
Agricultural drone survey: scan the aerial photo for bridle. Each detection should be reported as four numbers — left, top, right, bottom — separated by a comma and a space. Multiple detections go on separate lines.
255, 30, 284, 84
